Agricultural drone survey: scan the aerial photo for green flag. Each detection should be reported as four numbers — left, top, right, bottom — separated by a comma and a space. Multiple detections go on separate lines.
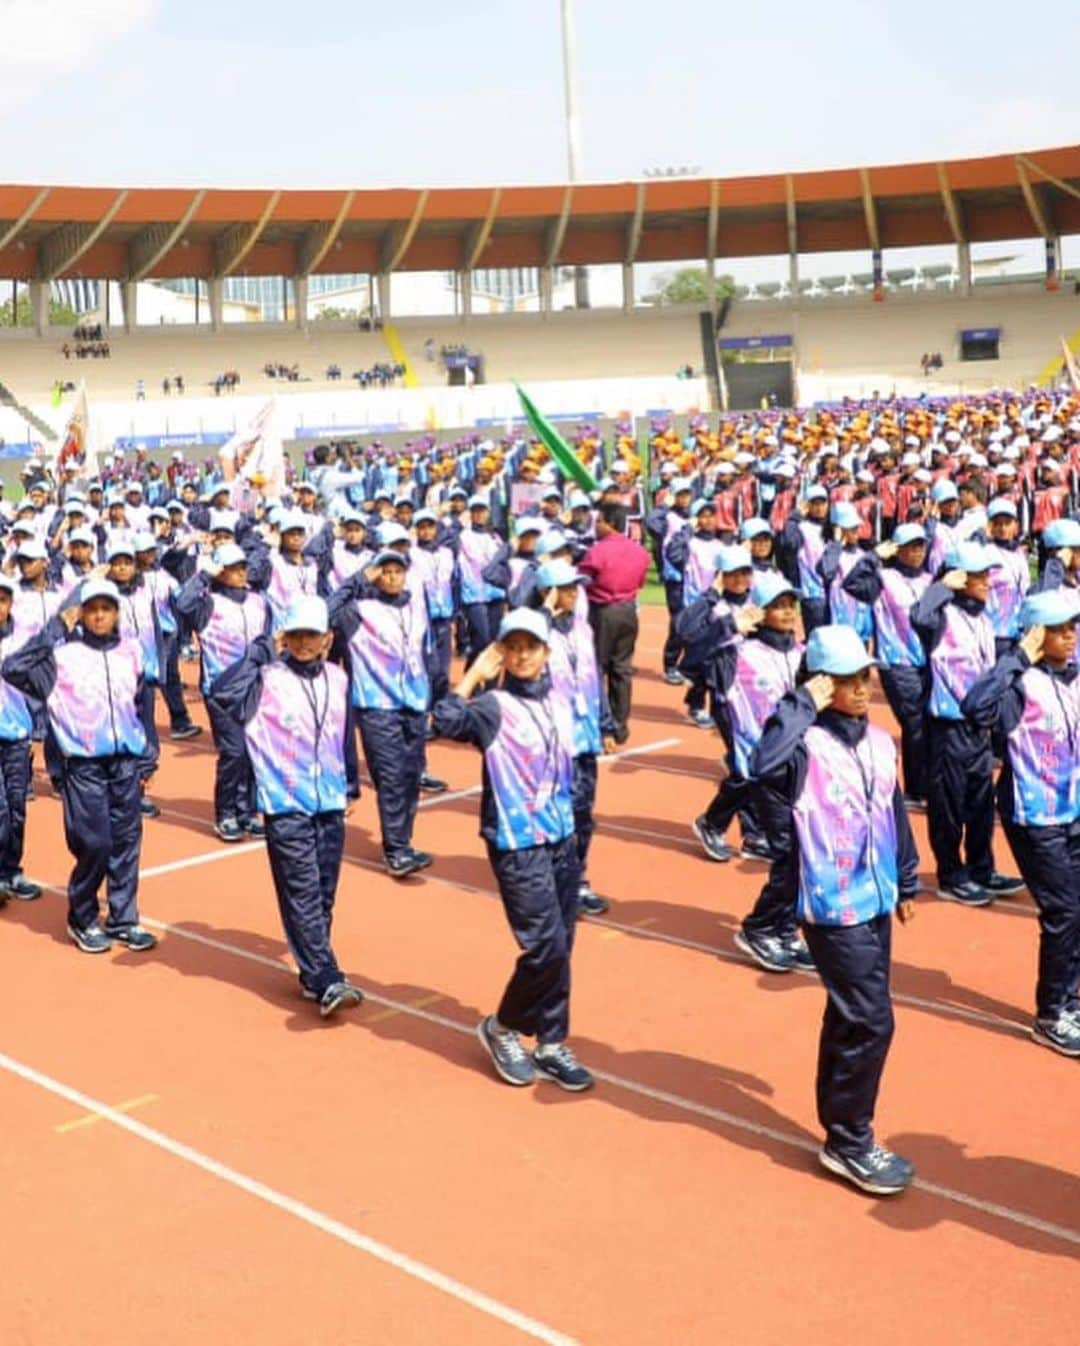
515, 383, 599, 494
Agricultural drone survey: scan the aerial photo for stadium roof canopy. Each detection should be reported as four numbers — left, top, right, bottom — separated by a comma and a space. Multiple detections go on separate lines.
1, 146, 1078, 283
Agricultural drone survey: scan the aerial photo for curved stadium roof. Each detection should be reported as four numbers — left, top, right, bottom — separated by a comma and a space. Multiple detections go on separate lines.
0, 145, 1077, 284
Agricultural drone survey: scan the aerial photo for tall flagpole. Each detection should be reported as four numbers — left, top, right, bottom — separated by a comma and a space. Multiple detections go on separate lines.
560, 0, 589, 308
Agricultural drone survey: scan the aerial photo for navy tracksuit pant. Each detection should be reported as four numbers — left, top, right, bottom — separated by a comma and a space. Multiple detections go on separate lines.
703, 708, 762, 843
160, 633, 194, 730
878, 665, 928, 801
801, 912, 895, 1158
0, 738, 30, 885
488, 834, 580, 1044
427, 617, 453, 707
571, 753, 597, 882
136, 681, 160, 784
1001, 815, 1080, 1021
662, 579, 684, 673
743, 786, 797, 938
207, 700, 254, 824
801, 596, 828, 637
927, 717, 995, 887
357, 707, 425, 858
463, 600, 504, 671
60, 755, 143, 934
264, 812, 345, 996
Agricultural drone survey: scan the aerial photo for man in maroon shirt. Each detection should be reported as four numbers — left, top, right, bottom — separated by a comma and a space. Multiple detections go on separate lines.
578, 502, 650, 743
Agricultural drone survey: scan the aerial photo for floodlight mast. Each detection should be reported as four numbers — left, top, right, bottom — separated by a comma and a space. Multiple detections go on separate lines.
560, 0, 589, 307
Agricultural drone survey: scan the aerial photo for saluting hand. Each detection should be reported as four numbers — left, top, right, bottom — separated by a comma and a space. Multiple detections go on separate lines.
471, 643, 504, 684
876, 541, 898, 560
943, 569, 968, 591
60, 605, 81, 633
805, 674, 835, 711
734, 604, 763, 635
1019, 624, 1045, 665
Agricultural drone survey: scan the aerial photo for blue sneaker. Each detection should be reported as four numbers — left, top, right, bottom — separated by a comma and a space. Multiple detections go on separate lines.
67, 923, 112, 955
533, 1042, 595, 1092
735, 928, 796, 973
1032, 1013, 1080, 1057
477, 1015, 536, 1086
819, 1145, 914, 1195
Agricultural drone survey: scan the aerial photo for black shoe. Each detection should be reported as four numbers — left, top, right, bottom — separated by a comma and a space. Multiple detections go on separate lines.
533, 1042, 595, 1092
577, 882, 609, 916
902, 794, 927, 813
688, 708, 714, 730
477, 1015, 536, 1086
419, 773, 448, 794
662, 668, 685, 686
740, 836, 773, 862
319, 981, 364, 1018
938, 880, 994, 907
4, 873, 42, 901
786, 933, 816, 971
140, 798, 160, 819
215, 817, 244, 843
169, 723, 203, 741
384, 849, 431, 879
110, 925, 158, 952
819, 1144, 914, 1196
976, 872, 1025, 896
734, 928, 796, 973
1031, 1013, 1080, 1057
239, 817, 266, 838
299, 980, 319, 1002
67, 922, 112, 954
612, 727, 630, 745
692, 815, 734, 862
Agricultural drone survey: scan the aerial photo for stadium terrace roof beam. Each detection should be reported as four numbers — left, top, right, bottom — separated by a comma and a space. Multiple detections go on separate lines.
37, 189, 128, 279
858, 167, 879, 251
936, 162, 966, 243
213, 191, 281, 277
128, 190, 206, 282
543, 186, 574, 269
297, 191, 356, 276
1015, 152, 1080, 205
1015, 157, 1054, 238
785, 174, 799, 292
463, 188, 503, 272
379, 190, 429, 275
0, 186, 51, 255
624, 182, 647, 264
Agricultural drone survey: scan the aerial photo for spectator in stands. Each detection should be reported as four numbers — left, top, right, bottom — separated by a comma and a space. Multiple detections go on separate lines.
135, 379, 145, 401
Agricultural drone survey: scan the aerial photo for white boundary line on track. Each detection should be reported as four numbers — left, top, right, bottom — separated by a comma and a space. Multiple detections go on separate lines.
0, 1053, 579, 1346
46, 907, 1078, 1252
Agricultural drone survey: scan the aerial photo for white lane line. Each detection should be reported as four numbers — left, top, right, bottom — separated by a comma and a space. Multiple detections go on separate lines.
418, 786, 482, 810
0, 1052, 580, 1346
140, 843, 265, 880
56, 911, 1079, 1251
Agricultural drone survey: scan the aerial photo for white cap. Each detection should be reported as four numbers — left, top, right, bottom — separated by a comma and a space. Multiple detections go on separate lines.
281, 595, 329, 635
498, 607, 550, 645
80, 578, 120, 606
15, 539, 47, 561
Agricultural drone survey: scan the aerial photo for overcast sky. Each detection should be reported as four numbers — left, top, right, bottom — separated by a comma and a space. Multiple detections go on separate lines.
3, 0, 1078, 275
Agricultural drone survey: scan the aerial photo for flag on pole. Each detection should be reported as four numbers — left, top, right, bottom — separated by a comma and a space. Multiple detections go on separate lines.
1061, 337, 1080, 391
218, 397, 285, 505
53, 380, 96, 480
514, 383, 599, 494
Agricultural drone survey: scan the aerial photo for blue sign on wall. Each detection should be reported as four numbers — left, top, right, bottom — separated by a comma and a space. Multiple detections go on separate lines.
717, 334, 793, 351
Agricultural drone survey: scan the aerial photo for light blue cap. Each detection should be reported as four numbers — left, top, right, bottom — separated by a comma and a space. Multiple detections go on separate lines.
1020, 589, 1080, 630
946, 542, 1002, 574
498, 607, 550, 646
63, 501, 86, 516
671, 477, 694, 494
893, 523, 927, 546
569, 492, 592, 510
372, 547, 410, 568
339, 507, 366, 526
536, 530, 571, 557
105, 536, 135, 560
413, 508, 438, 525
0, 574, 14, 593
80, 578, 120, 606
540, 486, 562, 501
931, 480, 959, 504
806, 624, 875, 676
377, 522, 410, 546
740, 518, 772, 540
718, 545, 753, 574
448, 486, 468, 500
15, 538, 48, 560
1042, 518, 1080, 549
831, 502, 860, 531
468, 494, 489, 509
132, 531, 157, 552
751, 571, 798, 608
68, 527, 96, 546
214, 543, 246, 568
805, 485, 829, 502
281, 595, 329, 635
209, 509, 238, 533
278, 510, 309, 534
535, 559, 584, 589
515, 517, 546, 536
987, 498, 1018, 519
690, 499, 715, 518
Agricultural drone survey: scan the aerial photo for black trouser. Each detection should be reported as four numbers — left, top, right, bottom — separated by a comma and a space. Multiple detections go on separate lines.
743, 785, 796, 937
207, 700, 255, 824
801, 913, 895, 1158
1001, 815, 1080, 1021
927, 717, 995, 887
357, 707, 425, 858
488, 835, 580, 1044
463, 600, 504, 672
571, 753, 597, 881
878, 665, 928, 801
427, 617, 453, 707
0, 738, 30, 883
160, 632, 194, 730
662, 579, 684, 673
60, 755, 143, 934
264, 811, 345, 997
703, 711, 762, 842
136, 681, 160, 785
589, 601, 638, 740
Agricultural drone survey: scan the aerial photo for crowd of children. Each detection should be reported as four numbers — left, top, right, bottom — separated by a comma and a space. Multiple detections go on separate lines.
2, 382, 1079, 1201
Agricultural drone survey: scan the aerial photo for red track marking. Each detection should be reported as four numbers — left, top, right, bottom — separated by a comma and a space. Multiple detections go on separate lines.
3, 603, 1077, 1346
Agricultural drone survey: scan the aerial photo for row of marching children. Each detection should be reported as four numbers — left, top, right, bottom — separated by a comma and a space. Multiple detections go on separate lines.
0, 491, 616, 1095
